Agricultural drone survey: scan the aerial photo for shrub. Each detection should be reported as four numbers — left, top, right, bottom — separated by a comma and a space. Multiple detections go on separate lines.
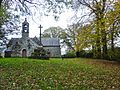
78, 50, 86, 57
30, 47, 49, 60
62, 51, 76, 58
76, 50, 93, 58
108, 47, 120, 61
85, 52, 93, 58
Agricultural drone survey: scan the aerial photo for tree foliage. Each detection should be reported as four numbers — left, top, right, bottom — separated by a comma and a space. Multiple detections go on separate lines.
42, 26, 64, 38
69, 0, 120, 59
0, 5, 10, 45
0, 4, 20, 46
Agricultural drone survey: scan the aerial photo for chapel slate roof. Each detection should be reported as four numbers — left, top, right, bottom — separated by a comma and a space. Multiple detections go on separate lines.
41, 38, 60, 46
31, 37, 60, 46
8, 37, 60, 47
8, 38, 21, 45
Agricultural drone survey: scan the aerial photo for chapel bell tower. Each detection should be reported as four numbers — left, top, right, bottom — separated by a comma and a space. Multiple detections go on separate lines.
22, 18, 29, 38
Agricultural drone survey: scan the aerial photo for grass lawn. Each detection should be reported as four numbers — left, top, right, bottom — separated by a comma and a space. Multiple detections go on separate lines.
0, 58, 120, 90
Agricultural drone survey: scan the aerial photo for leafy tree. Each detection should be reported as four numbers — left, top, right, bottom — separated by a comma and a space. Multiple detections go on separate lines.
42, 26, 64, 38
105, 1, 120, 59
75, 23, 94, 51
72, 0, 118, 59
64, 23, 79, 51
0, 5, 9, 45
0, 4, 21, 46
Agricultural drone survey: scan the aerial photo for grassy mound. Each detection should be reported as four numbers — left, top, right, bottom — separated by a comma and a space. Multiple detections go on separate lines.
0, 58, 120, 90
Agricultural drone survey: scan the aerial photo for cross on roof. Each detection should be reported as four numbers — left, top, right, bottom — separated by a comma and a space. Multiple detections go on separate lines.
38, 24, 43, 45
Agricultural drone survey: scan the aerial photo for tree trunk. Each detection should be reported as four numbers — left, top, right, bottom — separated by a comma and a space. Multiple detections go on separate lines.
76, 51, 80, 57
109, 23, 115, 60
101, 30, 107, 59
96, 37, 101, 58
111, 23, 115, 52
92, 45, 96, 58
101, 13, 108, 59
95, 18, 101, 59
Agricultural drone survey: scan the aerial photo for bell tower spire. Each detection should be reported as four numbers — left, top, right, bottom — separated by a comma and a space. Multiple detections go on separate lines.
22, 18, 29, 38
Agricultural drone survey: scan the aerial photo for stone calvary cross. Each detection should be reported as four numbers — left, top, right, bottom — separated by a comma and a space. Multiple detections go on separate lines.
38, 24, 43, 45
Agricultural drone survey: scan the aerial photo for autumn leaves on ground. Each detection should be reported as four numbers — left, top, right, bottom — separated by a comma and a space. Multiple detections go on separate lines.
0, 58, 120, 90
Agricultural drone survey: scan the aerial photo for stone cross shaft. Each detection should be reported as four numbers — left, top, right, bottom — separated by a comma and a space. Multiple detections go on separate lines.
38, 24, 43, 45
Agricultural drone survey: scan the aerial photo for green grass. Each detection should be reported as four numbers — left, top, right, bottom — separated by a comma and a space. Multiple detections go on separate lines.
0, 58, 120, 90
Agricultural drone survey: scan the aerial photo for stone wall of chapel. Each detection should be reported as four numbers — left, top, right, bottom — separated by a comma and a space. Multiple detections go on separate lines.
8, 38, 39, 57
44, 46, 61, 57
7, 38, 61, 57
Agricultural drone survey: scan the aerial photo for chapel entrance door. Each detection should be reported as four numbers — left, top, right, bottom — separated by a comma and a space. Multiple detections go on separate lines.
22, 49, 27, 57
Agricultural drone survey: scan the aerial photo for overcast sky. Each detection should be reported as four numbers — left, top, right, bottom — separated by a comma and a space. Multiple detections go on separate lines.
14, 9, 74, 38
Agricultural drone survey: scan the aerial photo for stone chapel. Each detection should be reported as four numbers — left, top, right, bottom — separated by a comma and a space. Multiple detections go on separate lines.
7, 18, 61, 57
